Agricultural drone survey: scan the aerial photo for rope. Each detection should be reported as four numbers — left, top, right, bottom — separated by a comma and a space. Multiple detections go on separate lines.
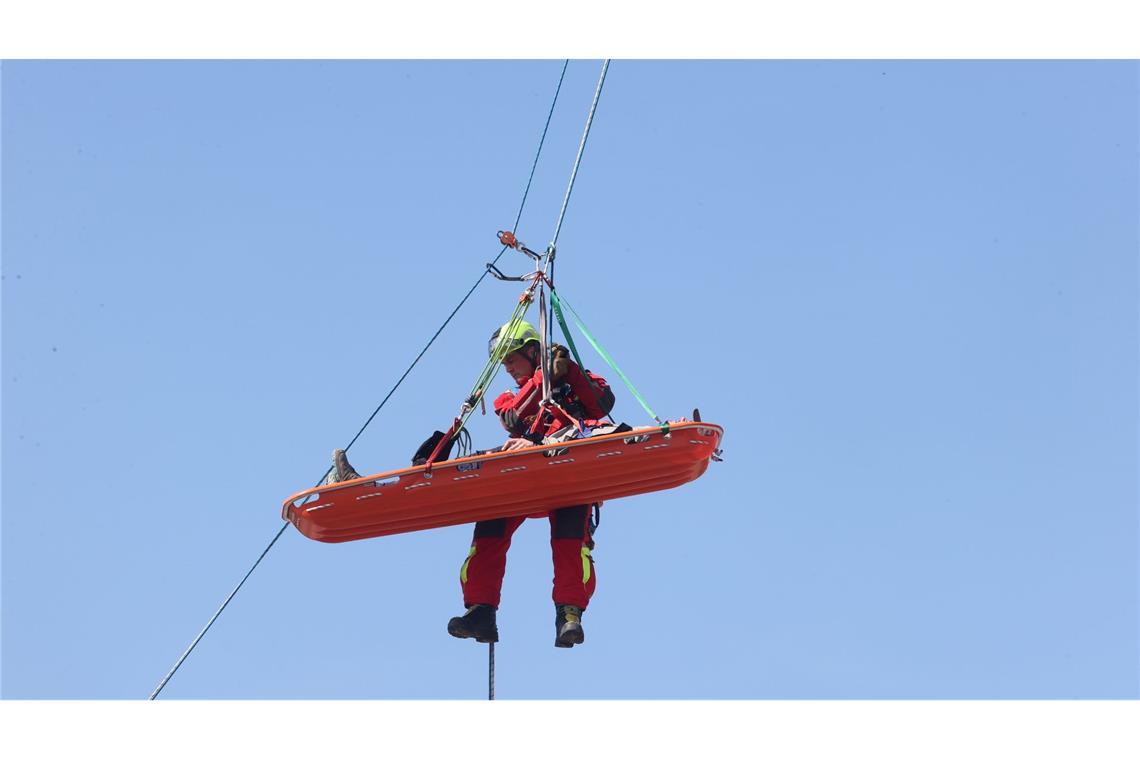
452, 281, 540, 444
549, 59, 610, 253
539, 284, 552, 404
148, 61, 573, 700
149, 522, 289, 700
515, 61, 569, 234
488, 642, 496, 700
338, 59, 571, 459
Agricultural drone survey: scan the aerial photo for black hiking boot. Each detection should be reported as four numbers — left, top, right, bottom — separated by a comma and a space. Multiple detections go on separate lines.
554, 604, 585, 648
329, 448, 361, 483
448, 604, 498, 643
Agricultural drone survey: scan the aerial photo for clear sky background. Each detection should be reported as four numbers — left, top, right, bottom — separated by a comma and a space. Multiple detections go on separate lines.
2, 58, 1137, 703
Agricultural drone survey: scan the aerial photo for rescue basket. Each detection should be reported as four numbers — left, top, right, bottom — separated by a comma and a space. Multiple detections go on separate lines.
282, 421, 723, 543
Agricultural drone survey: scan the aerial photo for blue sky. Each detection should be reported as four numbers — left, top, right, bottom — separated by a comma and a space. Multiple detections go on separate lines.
2, 59, 1137, 702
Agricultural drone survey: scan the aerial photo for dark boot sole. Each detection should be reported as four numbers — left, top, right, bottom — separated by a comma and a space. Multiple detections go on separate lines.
448, 619, 498, 644
555, 624, 584, 648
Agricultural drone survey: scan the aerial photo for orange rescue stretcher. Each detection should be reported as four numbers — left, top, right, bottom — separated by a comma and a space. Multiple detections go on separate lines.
282, 421, 723, 543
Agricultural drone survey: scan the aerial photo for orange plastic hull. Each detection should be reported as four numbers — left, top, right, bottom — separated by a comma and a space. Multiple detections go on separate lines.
282, 421, 723, 543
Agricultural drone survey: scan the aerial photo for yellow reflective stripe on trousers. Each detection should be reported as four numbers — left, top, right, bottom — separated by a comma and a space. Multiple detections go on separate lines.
460, 545, 476, 584
581, 546, 592, 584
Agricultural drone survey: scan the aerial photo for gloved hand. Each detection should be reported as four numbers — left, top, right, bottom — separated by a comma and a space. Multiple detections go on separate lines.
499, 407, 527, 436
550, 343, 571, 384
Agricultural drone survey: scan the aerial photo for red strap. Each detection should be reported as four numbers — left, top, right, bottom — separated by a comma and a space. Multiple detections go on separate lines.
424, 417, 460, 475
546, 402, 584, 432
525, 401, 583, 441
527, 407, 545, 438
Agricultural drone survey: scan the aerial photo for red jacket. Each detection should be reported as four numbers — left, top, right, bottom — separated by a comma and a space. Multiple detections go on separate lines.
494, 360, 611, 439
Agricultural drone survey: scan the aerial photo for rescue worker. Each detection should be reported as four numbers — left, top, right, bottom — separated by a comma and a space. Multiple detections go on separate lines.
329, 319, 614, 648
447, 320, 614, 648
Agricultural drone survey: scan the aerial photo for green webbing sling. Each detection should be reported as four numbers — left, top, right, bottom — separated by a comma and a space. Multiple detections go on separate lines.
456, 293, 535, 437
550, 288, 667, 434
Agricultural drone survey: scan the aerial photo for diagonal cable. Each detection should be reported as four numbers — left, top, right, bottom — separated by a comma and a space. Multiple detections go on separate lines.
549, 59, 610, 252
340, 59, 569, 459
148, 523, 289, 700
148, 60, 572, 700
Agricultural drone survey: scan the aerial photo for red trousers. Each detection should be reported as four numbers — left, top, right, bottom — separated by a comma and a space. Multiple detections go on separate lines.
459, 504, 597, 609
